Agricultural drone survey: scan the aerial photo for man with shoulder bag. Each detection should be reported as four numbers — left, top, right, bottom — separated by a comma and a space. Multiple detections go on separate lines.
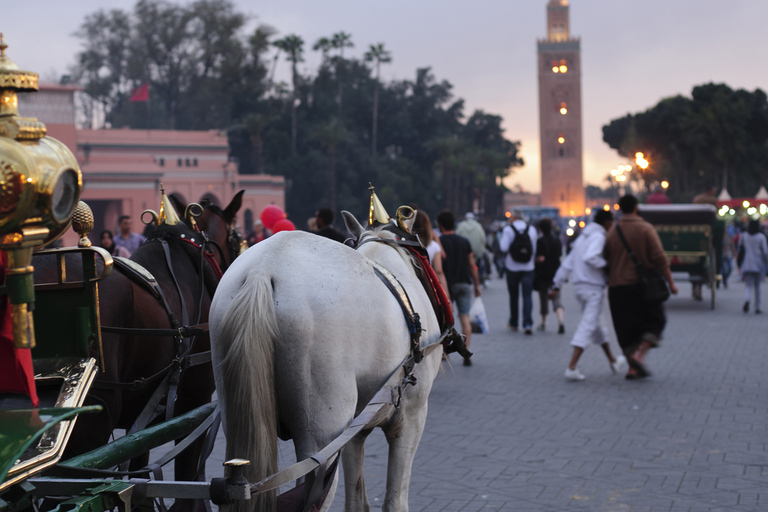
604, 195, 678, 380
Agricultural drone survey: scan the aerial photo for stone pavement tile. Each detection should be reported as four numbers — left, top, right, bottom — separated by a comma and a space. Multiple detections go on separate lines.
715, 475, 764, 491
736, 491, 760, 508
667, 503, 692, 512
670, 490, 741, 509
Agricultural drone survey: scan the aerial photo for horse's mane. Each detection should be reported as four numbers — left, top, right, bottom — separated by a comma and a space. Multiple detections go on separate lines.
138, 222, 221, 293
144, 221, 199, 243
358, 224, 421, 271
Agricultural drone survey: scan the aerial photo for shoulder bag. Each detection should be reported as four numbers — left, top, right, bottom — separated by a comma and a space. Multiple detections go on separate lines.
615, 225, 670, 303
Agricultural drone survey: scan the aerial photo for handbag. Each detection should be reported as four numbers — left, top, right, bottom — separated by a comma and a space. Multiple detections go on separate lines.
615, 225, 670, 303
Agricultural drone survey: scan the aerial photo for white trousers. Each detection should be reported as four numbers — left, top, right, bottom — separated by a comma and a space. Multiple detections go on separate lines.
570, 285, 610, 349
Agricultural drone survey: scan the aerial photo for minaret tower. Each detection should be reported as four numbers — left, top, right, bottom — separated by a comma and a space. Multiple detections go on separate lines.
537, 0, 585, 216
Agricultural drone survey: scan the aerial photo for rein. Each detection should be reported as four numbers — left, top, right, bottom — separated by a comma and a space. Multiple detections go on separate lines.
96, 222, 231, 446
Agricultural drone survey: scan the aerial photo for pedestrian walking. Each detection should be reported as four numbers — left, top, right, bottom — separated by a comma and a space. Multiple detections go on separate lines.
457, 212, 488, 284
604, 195, 678, 380
412, 209, 449, 295
551, 210, 626, 381
534, 218, 565, 333
737, 219, 768, 314
499, 211, 538, 334
437, 210, 482, 365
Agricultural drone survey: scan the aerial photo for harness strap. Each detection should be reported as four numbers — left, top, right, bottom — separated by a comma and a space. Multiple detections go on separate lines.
101, 323, 209, 338
159, 239, 191, 422
407, 247, 454, 328
179, 237, 224, 279
369, 260, 424, 363
356, 236, 424, 250
89, 350, 211, 391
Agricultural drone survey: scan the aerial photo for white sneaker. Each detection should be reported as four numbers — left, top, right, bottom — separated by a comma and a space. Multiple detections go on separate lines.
564, 368, 585, 381
611, 355, 627, 374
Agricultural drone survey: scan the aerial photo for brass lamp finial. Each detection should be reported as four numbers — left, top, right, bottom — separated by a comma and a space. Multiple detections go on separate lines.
0, 34, 7, 57
72, 201, 94, 247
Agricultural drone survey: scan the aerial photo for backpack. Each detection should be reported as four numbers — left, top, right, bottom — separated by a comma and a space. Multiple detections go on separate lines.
509, 222, 533, 263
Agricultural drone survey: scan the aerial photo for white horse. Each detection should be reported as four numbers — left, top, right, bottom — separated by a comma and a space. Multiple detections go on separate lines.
210, 212, 444, 512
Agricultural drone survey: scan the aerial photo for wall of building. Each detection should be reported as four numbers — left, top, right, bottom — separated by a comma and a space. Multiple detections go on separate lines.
19, 86, 285, 246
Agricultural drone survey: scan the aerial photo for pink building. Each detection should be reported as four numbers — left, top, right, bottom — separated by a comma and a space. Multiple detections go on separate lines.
19, 84, 285, 245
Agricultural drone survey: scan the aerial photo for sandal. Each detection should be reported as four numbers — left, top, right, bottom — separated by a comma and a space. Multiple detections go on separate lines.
627, 355, 650, 378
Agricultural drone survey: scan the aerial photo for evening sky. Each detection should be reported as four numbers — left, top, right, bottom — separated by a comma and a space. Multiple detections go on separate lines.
4, 0, 766, 193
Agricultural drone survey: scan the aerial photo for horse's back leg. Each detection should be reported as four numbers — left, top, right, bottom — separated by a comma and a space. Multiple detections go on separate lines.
381, 354, 441, 512
341, 428, 373, 512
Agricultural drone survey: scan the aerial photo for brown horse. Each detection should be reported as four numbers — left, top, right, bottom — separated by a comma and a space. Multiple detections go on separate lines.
37, 192, 243, 498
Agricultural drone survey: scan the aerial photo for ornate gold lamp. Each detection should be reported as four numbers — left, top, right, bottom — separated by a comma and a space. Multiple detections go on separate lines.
0, 35, 83, 348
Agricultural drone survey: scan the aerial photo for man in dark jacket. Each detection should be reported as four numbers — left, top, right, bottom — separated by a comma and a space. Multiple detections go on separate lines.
604, 195, 678, 379
315, 208, 347, 243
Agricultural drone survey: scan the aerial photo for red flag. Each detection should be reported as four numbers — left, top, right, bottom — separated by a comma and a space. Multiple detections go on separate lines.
129, 83, 149, 102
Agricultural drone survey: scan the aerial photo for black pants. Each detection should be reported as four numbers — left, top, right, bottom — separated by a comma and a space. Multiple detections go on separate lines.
608, 283, 666, 356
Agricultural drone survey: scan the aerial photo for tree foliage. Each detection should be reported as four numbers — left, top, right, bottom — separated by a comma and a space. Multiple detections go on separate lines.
74, 0, 524, 224
72, 0, 272, 130
602, 83, 768, 200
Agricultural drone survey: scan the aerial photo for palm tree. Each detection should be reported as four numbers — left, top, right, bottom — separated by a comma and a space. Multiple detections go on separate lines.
312, 36, 332, 67
310, 119, 351, 214
244, 113, 274, 175
331, 32, 354, 115
364, 43, 392, 157
273, 34, 304, 155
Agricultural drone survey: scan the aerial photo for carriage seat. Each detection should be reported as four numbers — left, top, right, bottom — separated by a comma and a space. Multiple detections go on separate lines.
112, 256, 162, 300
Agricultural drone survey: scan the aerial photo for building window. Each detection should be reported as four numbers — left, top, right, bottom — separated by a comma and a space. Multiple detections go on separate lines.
552, 59, 568, 73
185, 158, 191, 167
559, 148, 564, 157
177, 158, 182, 166
193, 158, 198, 167
159, 158, 165, 167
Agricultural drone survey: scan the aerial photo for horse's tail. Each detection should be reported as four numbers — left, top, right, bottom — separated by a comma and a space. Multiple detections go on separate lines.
217, 272, 279, 512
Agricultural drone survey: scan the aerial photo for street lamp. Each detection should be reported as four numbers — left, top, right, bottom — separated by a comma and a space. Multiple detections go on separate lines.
635, 152, 649, 170
612, 164, 632, 196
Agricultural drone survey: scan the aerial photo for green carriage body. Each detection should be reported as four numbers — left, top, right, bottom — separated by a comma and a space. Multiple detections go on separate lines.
638, 204, 723, 309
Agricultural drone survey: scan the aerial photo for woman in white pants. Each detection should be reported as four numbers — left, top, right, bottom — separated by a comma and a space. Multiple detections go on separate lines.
551, 210, 626, 381
738, 219, 768, 314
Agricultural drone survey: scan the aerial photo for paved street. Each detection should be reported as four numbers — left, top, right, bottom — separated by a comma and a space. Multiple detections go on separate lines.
206, 273, 768, 511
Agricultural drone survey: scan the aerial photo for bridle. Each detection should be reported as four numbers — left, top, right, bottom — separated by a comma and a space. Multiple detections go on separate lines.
196, 204, 243, 273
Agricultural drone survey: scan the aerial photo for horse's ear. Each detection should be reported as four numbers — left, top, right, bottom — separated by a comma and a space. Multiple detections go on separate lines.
342, 211, 364, 241
223, 190, 244, 223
